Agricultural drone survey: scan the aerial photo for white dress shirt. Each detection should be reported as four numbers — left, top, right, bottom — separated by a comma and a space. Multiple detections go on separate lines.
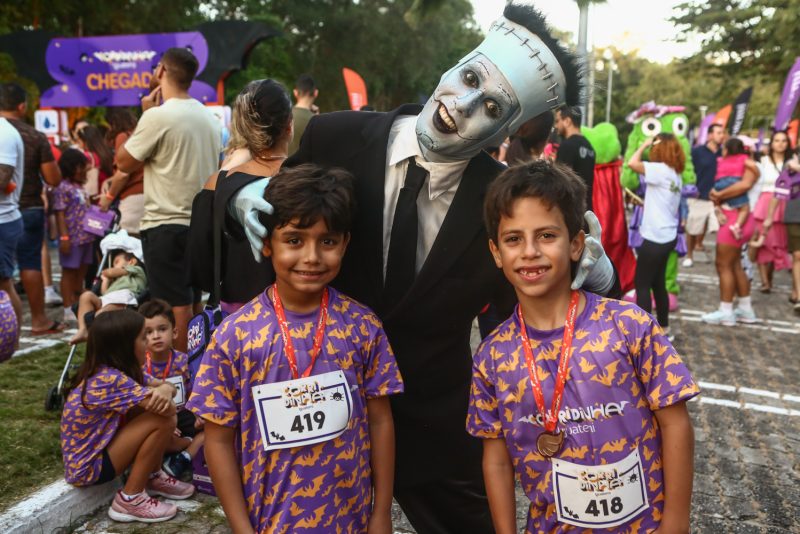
382, 116, 470, 277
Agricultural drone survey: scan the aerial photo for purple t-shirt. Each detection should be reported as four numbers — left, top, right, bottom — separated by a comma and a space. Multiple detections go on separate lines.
51, 180, 93, 245
143, 349, 191, 396
467, 292, 700, 533
61, 366, 148, 486
187, 287, 404, 533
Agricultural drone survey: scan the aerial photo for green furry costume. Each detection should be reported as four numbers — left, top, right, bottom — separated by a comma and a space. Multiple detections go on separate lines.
621, 102, 696, 296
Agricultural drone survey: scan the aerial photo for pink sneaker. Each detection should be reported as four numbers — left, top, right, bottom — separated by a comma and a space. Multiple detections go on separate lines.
108, 491, 177, 523
146, 470, 195, 500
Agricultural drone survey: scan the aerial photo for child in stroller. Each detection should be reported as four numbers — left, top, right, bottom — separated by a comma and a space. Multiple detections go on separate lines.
70, 231, 147, 344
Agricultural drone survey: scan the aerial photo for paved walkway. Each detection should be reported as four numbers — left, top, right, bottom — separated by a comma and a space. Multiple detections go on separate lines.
15, 246, 800, 533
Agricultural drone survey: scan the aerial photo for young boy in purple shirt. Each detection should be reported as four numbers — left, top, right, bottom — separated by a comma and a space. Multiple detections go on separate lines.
467, 160, 699, 533
187, 164, 404, 534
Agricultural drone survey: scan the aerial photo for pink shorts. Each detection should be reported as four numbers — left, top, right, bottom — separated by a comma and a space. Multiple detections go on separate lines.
717, 208, 755, 248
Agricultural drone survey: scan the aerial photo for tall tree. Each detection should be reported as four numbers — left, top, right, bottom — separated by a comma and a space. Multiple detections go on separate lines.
671, 0, 800, 83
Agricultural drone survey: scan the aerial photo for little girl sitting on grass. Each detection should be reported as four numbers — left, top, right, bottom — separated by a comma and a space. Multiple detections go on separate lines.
60, 309, 195, 523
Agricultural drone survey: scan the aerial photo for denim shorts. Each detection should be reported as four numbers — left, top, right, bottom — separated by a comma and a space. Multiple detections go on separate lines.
16, 207, 45, 271
714, 176, 750, 209
0, 217, 23, 279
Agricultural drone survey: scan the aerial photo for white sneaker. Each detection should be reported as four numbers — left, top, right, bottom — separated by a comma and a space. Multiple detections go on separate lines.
701, 308, 736, 326
681, 258, 693, 268
44, 286, 62, 306
63, 307, 77, 323
734, 308, 758, 324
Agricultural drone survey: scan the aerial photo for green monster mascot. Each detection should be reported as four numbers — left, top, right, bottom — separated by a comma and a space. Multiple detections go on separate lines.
621, 102, 697, 310
582, 123, 637, 292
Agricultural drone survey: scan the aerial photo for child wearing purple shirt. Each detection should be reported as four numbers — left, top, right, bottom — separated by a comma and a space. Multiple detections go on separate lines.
467, 160, 699, 533
187, 165, 404, 534
53, 149, 95, 320
61, 309, 195, 523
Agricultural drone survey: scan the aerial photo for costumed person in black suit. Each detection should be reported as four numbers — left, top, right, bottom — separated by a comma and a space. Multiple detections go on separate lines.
210, 4, 619, 533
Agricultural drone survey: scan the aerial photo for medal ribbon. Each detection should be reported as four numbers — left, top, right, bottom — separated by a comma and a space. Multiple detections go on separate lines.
146, 350, 173, 380
271, 285, 329, 379
518, 290, 580, 433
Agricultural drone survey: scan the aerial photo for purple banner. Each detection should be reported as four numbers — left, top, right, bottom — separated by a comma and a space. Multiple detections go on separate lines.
775, 57, 800, 132
695, 112, 717, 146
40, 32, 217, 108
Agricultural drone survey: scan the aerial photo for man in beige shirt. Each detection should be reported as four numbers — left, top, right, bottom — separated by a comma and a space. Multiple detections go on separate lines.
118, 47, 221, 351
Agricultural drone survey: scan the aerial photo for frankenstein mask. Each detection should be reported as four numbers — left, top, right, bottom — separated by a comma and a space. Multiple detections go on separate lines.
416, 16, 568, 161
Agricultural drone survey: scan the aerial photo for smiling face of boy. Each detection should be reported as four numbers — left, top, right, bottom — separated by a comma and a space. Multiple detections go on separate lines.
489, 196, 584, 303
262, 217, 350, 311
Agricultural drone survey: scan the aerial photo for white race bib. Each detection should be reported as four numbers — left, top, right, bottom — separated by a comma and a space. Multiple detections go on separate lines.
252, 370, 352, 451
552, 449, 649, 529
165, 376, 185, 407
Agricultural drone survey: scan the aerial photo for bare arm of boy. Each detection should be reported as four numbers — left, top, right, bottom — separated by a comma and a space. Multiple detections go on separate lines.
652, 401, 694, 534
366, 396, 395, 534
482, 438, 517, 534
204, 421, 255, 534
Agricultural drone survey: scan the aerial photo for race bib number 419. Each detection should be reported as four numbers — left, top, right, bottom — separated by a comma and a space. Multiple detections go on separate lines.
552, 449, 649, 529
252, 370, 352, 451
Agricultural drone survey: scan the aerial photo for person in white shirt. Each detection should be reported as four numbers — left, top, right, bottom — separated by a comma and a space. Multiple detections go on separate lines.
627, 133, 683, 338
0, 116, 25, 341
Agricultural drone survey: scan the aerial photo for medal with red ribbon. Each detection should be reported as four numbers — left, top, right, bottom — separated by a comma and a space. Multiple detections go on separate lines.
146, 350, 173, 380
271, 285, 329, 379
517, 290, 581, 458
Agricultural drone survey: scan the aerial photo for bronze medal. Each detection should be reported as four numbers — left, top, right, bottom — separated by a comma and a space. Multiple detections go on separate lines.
536, 430, 565, 458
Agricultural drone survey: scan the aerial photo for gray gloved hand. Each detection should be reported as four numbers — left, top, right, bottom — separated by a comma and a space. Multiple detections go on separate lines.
228, 178, 272, 262
572, 211, 615, 294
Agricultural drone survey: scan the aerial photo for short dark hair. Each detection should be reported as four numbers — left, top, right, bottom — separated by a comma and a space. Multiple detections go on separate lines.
161, 48, 198, 90
707, 123, 723, 135
724, 137, 746, 156
556, 105, 582, 127
294, 74, 317, 96
260, 164, 356, 236
111, 249, 140, 266
484, 159, 586, 242
58, 148, 89, 181
504, 3, 583, 107
0, 83, 26, 111
138, 298, 175, 327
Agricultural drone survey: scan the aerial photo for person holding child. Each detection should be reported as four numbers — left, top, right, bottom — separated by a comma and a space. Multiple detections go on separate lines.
188, 165, 404, 533
711, 138, 758, 241
53, 149, 95, 323
139, 299, 205, 478
468, 160, 699, 533
60, 310, 195, 523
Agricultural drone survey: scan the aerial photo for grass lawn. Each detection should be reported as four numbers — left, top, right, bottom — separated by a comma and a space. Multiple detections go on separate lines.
0, 343, 83, 511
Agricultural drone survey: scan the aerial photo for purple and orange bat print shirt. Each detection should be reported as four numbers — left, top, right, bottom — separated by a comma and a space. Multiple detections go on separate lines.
187, 287, 404, 533
467, 291, 699, 533
61, 366, 148, 486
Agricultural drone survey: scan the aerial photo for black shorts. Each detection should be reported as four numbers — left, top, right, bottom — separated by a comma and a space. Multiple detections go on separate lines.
94, 448, 117, 485
141, 224, 198, 306
177, 408, 198, 438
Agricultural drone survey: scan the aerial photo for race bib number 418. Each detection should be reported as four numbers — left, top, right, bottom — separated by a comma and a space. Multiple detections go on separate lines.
552, 449, 649, 529
252, 370, 352, 451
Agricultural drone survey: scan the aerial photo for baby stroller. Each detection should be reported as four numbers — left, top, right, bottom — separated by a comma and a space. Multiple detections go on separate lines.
44, 227, 148, 411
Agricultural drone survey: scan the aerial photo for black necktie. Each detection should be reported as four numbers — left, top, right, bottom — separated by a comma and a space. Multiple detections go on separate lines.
384, 159, 428, 306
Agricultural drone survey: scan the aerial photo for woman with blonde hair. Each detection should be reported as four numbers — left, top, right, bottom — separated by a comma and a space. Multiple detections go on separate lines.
627, 133, 684, 338
188, 79, 293, 312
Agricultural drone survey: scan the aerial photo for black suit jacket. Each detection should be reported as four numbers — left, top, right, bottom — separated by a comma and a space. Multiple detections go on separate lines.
217, 105, 618, 486
218, 105, 514, 485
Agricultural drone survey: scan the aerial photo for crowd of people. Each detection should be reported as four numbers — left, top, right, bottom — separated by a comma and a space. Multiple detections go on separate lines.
0, 3, 797, 533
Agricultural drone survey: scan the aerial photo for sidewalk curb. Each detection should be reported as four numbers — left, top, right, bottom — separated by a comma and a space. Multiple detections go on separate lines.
0, 479, 120, 534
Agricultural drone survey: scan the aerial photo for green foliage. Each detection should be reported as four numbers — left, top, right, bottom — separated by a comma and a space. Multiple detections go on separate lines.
671, 0, 799, 82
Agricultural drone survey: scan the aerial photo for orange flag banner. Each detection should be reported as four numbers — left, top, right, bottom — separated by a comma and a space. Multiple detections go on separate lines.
788, 119, 799, 147
715, 104, 733, 130
342, 68, 368, 110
